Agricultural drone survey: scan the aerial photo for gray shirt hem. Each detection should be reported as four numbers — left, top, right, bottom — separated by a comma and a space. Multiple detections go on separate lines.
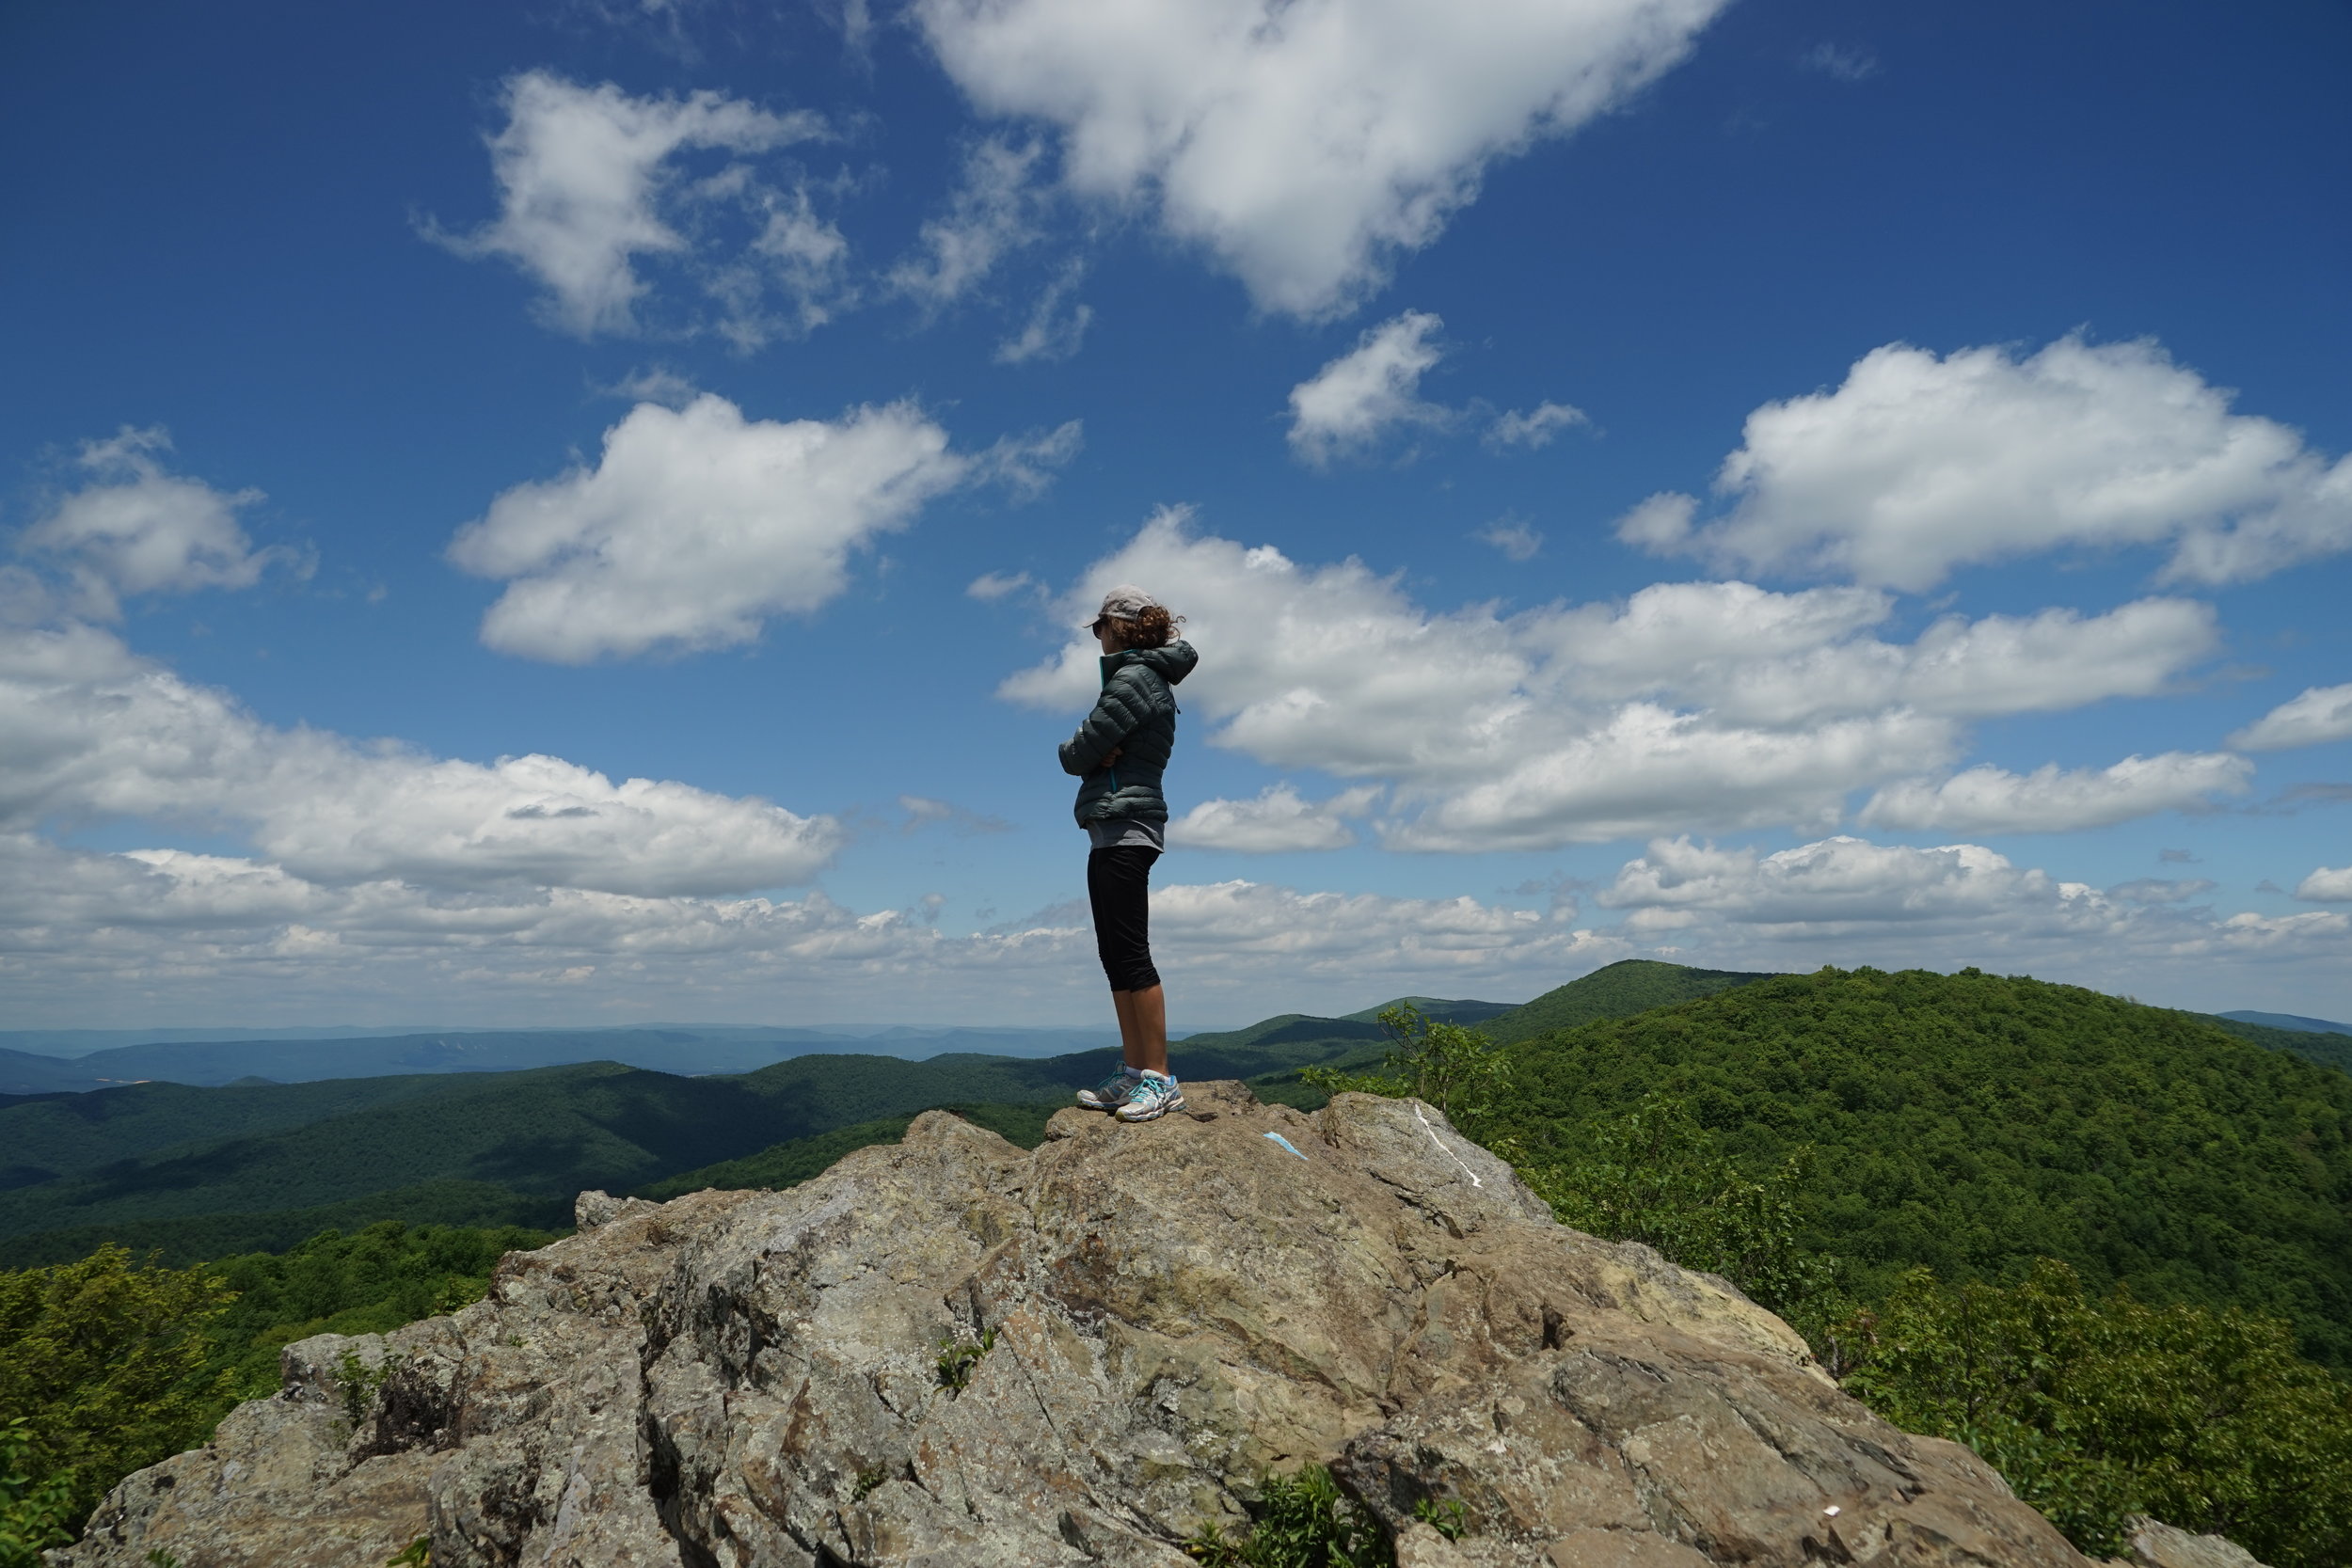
1087, 818, 1167, 851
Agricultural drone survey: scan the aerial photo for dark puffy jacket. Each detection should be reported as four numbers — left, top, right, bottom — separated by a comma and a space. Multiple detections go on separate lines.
1058, 640, 1198, 827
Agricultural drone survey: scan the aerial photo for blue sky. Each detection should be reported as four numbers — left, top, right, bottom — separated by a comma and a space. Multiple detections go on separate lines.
3, 0, 2348, 1029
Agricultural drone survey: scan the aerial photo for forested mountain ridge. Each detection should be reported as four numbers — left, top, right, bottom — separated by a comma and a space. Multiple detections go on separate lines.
0, 1023, 1126, 1093
1487, 965, 2352, 1367
9, 961, 2349, 1281
0, 1025, 1419, 1265
2221, 1007, 2352, 1035
1480, 958, 1779, 1044
0, 1073, 503, 1188
2208, 1014, 2352, 1077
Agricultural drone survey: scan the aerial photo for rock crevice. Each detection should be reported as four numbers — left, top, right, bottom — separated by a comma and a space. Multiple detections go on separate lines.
57, 1085, 2090, 1567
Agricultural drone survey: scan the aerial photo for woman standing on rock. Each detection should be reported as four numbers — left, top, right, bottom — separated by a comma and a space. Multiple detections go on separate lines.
1061, 586, 1197, 1122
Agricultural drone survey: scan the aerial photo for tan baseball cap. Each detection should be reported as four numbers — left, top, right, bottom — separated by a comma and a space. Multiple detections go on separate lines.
1083, 584, 1160, 627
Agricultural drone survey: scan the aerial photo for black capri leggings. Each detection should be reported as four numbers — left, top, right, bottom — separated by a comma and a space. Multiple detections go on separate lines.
1087, 846, 1161, 992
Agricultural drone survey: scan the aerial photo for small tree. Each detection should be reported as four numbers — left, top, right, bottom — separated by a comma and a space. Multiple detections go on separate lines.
1503, 1096, 1836, 1327
0, 1248, 234, 1529
1302, 1005, 1511, 1132
1834, 1259, 2352, 1565
0, 1418, 78, 1568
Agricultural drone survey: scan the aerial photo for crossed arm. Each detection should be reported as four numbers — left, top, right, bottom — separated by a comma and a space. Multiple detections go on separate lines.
1059, 676, 1146, 776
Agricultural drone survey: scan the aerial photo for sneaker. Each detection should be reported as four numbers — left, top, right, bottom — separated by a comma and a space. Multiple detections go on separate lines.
1077, 1067, 1143, 1111
1116, 1071, 1184, 1122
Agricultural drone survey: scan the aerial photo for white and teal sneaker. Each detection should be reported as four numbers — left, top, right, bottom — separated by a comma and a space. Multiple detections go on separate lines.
1077, 1066, 1143, 1111
1115, 1071, 1184, 1122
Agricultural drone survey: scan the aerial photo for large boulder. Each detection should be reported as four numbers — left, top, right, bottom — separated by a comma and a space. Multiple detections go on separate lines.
2117, 1517, 2272, 1568
56, 1085, 2090, 1567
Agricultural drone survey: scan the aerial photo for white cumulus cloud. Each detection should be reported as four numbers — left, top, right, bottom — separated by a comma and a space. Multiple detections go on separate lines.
1484, 401, 1588, 451
0, 621, 842, 897
19, 429, 299, 617
1001, 515, 2220, 850
1621, 335, 2352, 590
430, 71, 837, 340
1599, 834, 2069, 927
1858, 752, 2253, 834
1150, 878, 1606, 982
914, 0, 1729, 318
0, 810, 1631, 1024
1168, 784, 1381, 852
965, 570, 1036, 602
996, 261, 1093, 365
8, 816, 2345, 1023
1287, 310, 1451, 464
2297, 866, 2352, 903
2231, 684, 2352, 751
889, 135, 1051, 309
448, 393, 1069, 662
1476, 517, 1545, 561
1585, 833, 2350, 1008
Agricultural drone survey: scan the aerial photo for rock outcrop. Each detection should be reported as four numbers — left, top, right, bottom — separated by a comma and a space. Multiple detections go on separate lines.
2115, 1518, 2272, 1568
56, 1085, 2091, 1567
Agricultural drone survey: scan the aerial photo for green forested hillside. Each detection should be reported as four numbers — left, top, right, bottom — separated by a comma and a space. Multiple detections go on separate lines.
635, 1102, 1057, 1201
2208, 1015, 2352, 1078
1487, 967, 2352, 1366
203, 1221, 557, 1393
2221, 1008, 2352, 1035
1, 1022, 1130, 1091
0, 1073, 497, 1190
0, 1180, 572, 1268
1340, 996, 1519, 1026
0, 1049, 110, 1095
0, 1026, 1397, 1265
1481, 958, 1776, 1044
0, 1063, 771, 1247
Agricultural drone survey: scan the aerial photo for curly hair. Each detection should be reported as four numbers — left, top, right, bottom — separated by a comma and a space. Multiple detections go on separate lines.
1119, 604, 1184, 648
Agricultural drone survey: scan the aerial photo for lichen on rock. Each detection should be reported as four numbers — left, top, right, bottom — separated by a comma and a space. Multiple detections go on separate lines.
52, 1085, 2092, 1567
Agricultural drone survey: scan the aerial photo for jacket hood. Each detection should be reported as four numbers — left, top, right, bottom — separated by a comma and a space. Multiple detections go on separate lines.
1104, 639, 1198, 686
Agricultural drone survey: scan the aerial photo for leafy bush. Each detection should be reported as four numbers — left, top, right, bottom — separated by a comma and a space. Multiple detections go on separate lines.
1503, 1096, 1836, 1328
1185, 1466, 1391, 1567
933, 1326, 997, 1393
1835, 1259, 2352, 1566
202, 1220, 550, 1397
1489, 966, 2352, 1369
1310, 1015, 1836, 1325
0, 1418, 78, 1568
1302, 1006, 1510, 1131
0, 1221, 548, 1545
0, 1248, 233, 1528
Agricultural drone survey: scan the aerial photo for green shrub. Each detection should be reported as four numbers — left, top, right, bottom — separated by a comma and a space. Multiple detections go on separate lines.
203, 1220, 550, 1397
1502, 1095, 1836, 1328
0, 1221, 547, 1546
1486, 966, 2352, 1370
0, 1418, 78, 1568
1302, 1006, 1510, 1131
1835, 1259, 2352, 1565
934, 1326, 997, 1393
0, 1248, 233, 1528
1185, 1466, 1391, 1567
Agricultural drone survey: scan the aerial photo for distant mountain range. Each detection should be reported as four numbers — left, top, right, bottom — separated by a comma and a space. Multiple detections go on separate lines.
0, 969, 1721, 1264
0, 1024, 1125, 1095
7, 971, 2346, 1098
7, 959, 2352, 1346
0, 1003, 1525, 1096
0, 1022, 1160, 1058
2218, 1008, 2352, 1035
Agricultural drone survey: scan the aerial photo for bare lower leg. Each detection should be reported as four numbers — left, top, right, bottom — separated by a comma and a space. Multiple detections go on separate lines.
1110, 985, 1168, 1075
